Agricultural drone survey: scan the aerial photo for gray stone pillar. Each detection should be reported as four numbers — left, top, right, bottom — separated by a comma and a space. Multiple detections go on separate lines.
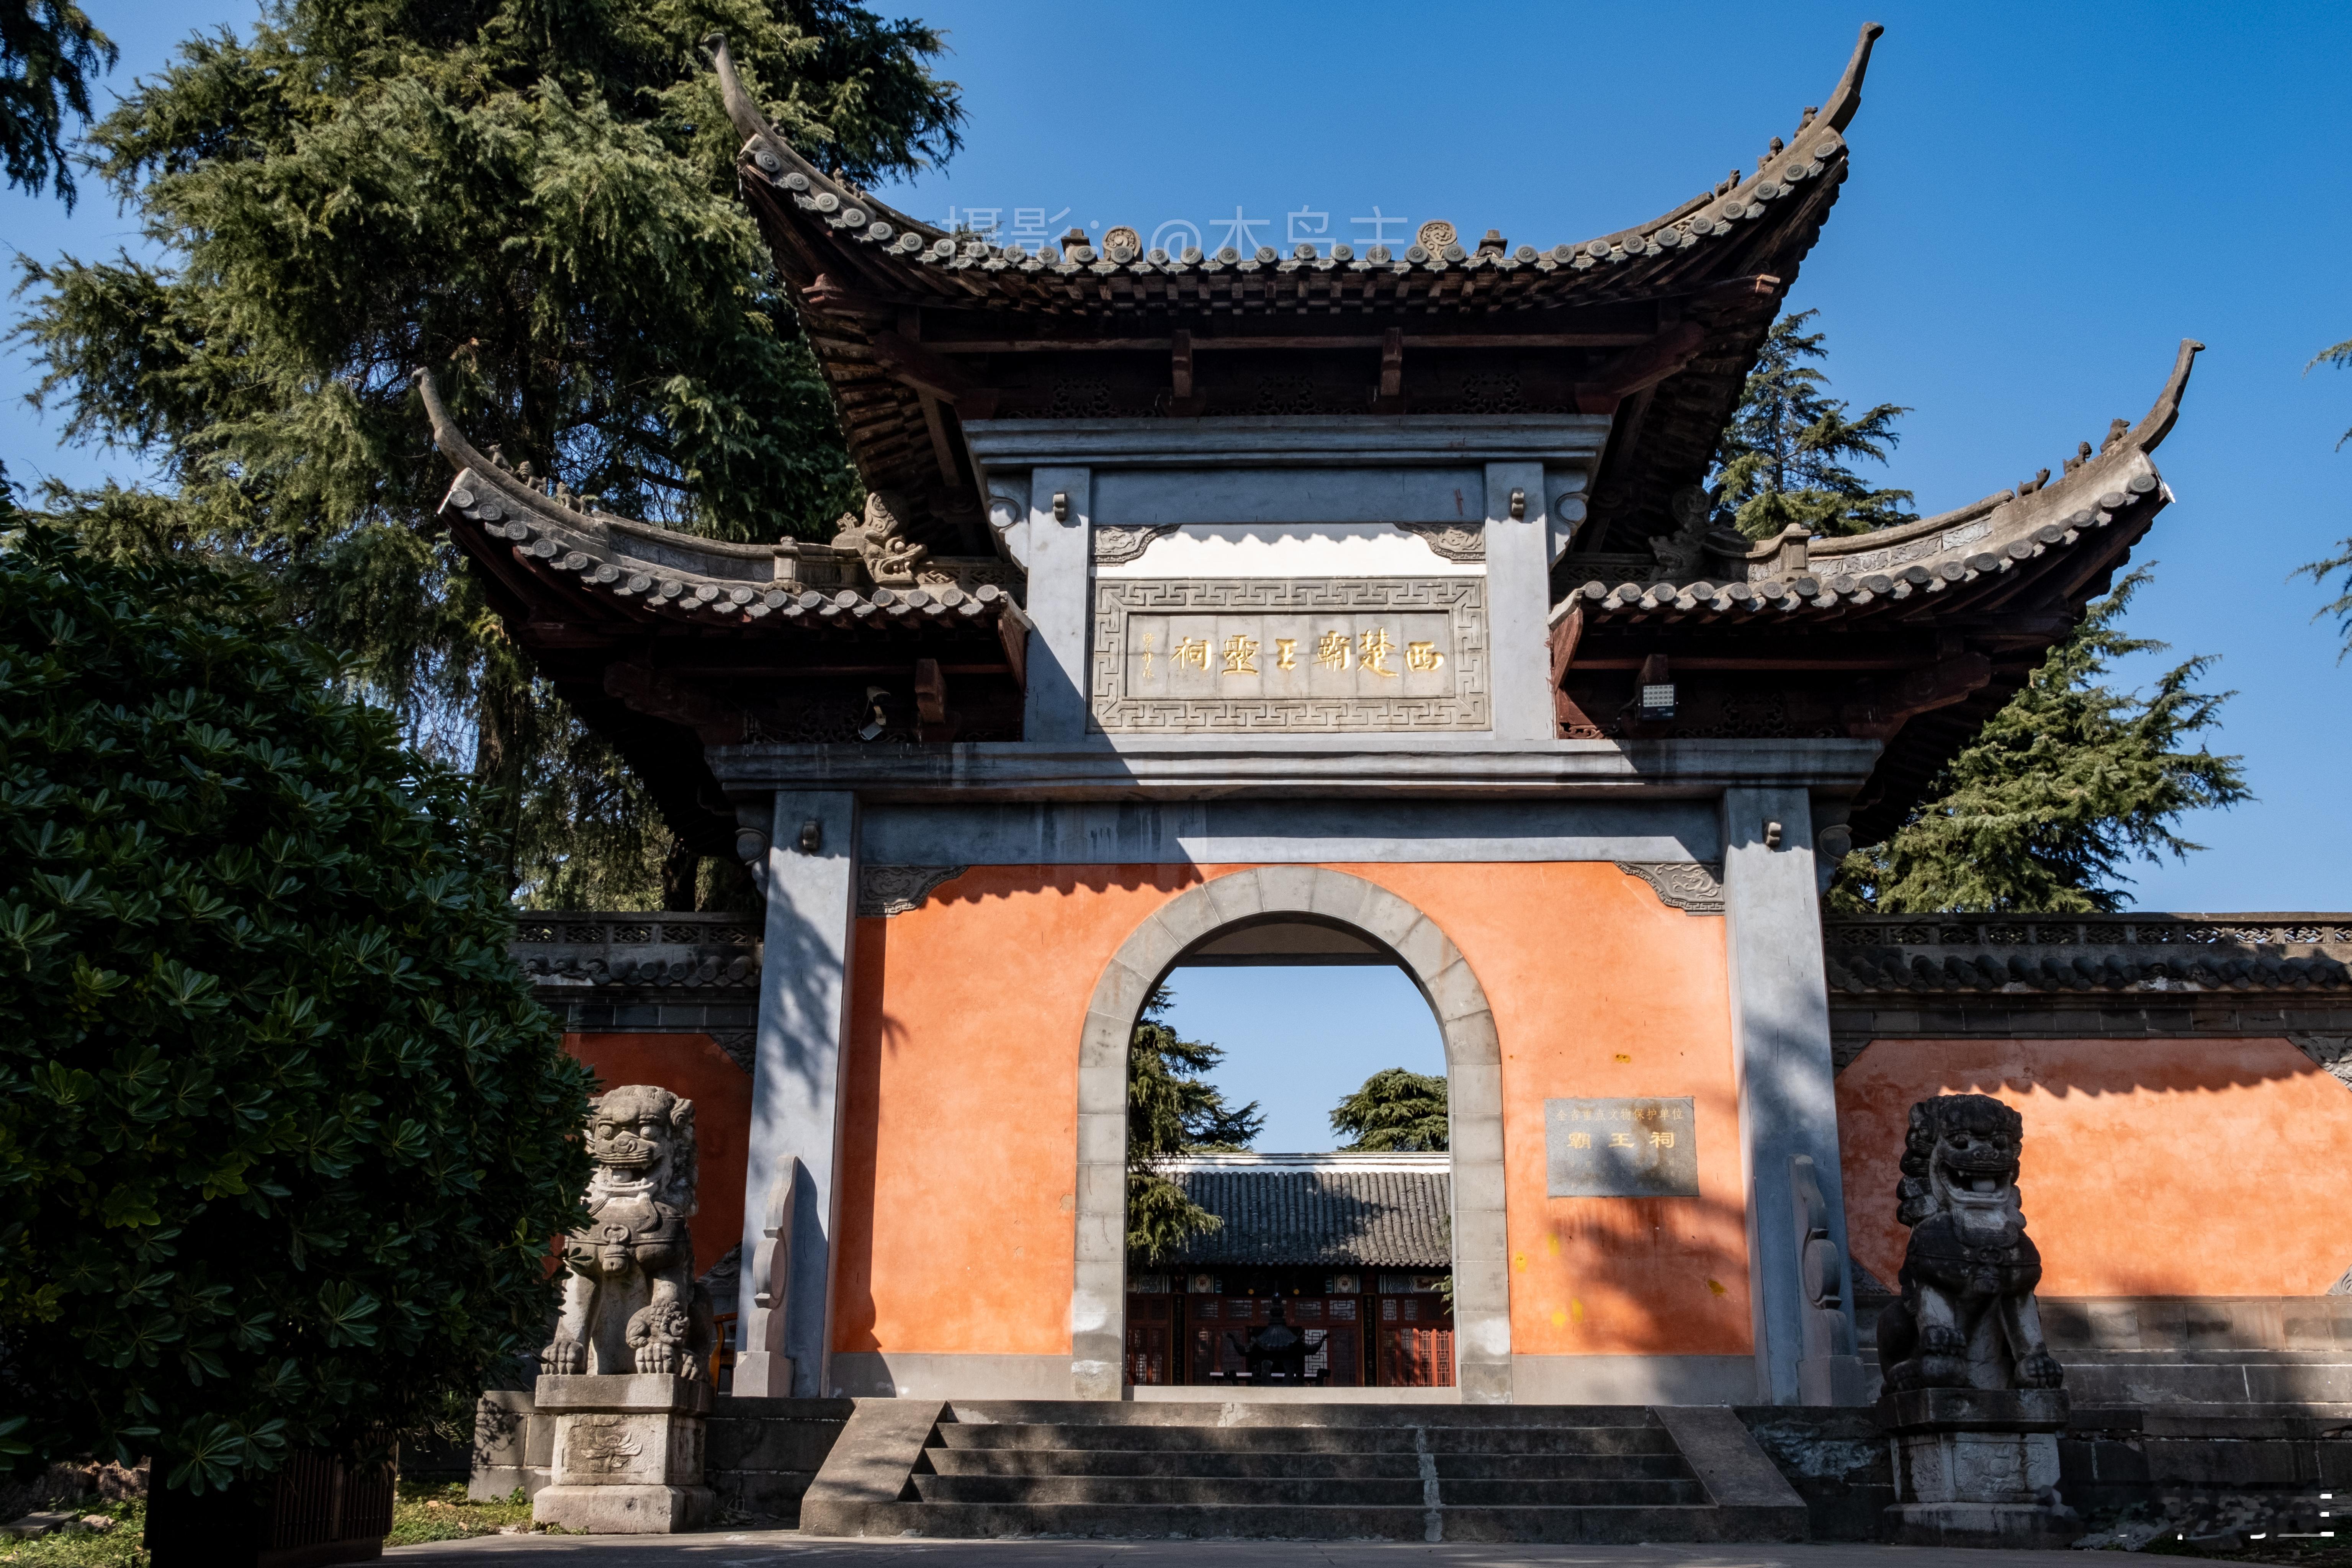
736, 789, 859, 1398
1483, 460, 1554, 741
1020, 465, 1092, 741
1721, 786, 1856, 1405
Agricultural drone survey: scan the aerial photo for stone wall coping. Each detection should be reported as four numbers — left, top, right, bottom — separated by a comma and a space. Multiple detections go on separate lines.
533, 1373, 713, 1413
1877, 1387, 2069, 1434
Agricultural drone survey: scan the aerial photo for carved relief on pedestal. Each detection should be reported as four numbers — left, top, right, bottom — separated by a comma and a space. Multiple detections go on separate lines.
1089, 577, 1489, 733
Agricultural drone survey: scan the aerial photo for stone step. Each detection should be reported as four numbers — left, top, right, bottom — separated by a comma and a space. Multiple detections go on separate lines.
909, 1473, 1710, 1508
820, 1499, 1806, 1543
933, 1422, 1683, 1455
922, 1446, 1694, 1481
948, 1400, 1669, 1429
1440, 1478, 1711, 1508
910, 1475, 1432, 1507
797, 1401, 1806, 1544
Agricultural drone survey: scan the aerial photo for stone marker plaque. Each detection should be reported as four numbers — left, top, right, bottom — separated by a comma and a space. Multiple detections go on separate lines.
1544, 1097, 1699, 1197
1089, 577, 1488, 732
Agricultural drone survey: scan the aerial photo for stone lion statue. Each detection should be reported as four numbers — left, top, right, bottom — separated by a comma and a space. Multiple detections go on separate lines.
541, 1085, 718, 1379
1877, 1093, 2064, 1391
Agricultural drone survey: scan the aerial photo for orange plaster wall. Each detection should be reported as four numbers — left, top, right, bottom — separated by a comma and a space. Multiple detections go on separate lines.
562, 1033, 751, 1280
1356, 864, 1750, 1357
833, 861, 1750, 1362
833, 866, 1205, 1359
1837, 1038, 2352, 1297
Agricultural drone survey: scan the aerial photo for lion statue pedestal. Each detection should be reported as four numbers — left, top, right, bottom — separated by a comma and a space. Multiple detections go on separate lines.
531, 1086, 717, 1534
1873, 1094, 2078, 1548
532, 1373, 712, 1532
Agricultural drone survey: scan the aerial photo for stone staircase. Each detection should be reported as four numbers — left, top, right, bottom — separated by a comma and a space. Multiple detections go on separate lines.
799, 1400, 1809, 1542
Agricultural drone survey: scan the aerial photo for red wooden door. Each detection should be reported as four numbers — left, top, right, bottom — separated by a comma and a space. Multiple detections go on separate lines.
1181, 1296, 1365, 1387
1377, 1293, 1456, 1387
1125, 1295, 1174, 1386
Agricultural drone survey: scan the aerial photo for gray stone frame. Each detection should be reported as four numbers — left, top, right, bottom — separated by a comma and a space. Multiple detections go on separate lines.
1070, 866, 1512, 1403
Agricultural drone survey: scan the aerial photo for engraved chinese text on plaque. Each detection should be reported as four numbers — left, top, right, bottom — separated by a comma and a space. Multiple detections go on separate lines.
1089, 577, 1489, 733
1544, 1097, 1699, 1197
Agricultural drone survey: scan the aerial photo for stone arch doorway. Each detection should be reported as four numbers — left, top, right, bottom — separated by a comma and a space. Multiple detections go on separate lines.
1071, 867, 1511, 1402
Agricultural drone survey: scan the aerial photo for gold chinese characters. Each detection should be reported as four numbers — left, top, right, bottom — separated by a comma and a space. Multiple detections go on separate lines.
1150, 626, 1442, 681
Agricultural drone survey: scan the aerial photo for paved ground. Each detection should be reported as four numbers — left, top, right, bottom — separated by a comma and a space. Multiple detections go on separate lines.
386, 1538, 2210, 1568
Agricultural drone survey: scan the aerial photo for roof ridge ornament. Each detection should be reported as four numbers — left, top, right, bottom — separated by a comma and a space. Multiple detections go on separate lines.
1821, 22, 1886, 134
702, 33, 773, 148
2122, 338, 2205, 456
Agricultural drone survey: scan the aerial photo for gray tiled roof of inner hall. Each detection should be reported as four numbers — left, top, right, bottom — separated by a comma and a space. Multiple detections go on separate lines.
1154, 1154, 1452, 1269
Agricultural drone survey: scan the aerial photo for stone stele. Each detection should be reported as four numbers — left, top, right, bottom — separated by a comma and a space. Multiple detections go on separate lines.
532, 1085, 716, 1532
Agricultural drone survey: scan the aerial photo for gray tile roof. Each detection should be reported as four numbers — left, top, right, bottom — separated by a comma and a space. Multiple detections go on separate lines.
1155, 1161, 1452, 1269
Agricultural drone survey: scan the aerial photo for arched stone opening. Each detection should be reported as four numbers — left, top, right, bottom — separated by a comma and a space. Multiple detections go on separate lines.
1071, 867, 1511, 1402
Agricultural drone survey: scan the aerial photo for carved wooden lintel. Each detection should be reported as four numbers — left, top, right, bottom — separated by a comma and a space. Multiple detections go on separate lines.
858, 864, 968, 917
1614, 860, 1726, 914
1397, 522, 1484, 562
1092, 523, 1178, 564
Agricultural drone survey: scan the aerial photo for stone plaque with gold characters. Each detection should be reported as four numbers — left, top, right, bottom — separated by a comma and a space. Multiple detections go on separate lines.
1089, 578, 1488, 732
1544, 1097, 1699, 1198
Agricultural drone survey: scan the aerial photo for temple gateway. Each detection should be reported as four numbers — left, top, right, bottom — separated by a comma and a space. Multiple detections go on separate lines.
434, 21, 2352, 1466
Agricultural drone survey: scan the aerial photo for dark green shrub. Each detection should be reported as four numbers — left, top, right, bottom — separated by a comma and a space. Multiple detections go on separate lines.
0, 527, 593, 1495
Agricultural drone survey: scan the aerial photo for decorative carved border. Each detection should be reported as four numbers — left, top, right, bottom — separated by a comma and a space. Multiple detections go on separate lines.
1396, 522, 1485, 562
1091, 523, 1178, 564
858, 864, 968, 917
1760, 517, 1992, 582
1614, 861, 1726, 914
1089, 577, 1490, 733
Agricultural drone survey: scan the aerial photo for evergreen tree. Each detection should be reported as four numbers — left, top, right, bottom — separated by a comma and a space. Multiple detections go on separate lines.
2298, 332, 2352, 658
2299, 539, 2352, 659
1329, 1068, 1448, 1153
1711, 311, 1915, 541
13, 0, 962, 904
0, 0, 113, 205
1830, 571, 2249, 913
1127, 987, 1261, 1265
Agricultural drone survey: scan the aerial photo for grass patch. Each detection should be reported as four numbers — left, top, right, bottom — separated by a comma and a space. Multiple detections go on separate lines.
388, 1481, 535, 1546
0, 1498, 145, 1568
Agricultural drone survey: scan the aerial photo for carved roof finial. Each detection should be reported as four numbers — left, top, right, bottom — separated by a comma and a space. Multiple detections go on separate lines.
702, 33, 772, 146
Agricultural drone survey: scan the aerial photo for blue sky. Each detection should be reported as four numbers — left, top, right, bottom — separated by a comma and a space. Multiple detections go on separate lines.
1157, 966, 1447, 1153
5, 2, 2350, 1130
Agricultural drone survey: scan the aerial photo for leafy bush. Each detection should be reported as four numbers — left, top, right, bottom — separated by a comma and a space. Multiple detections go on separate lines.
0, 528, 594, 1494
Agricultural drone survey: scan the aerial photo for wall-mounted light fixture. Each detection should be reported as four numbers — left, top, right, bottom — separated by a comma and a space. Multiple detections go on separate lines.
796, 818, 823, 854
857, 685, 889, 741
1637, 654, 1676, 721
1052, 491, 1070, 523
1508, 487, 1527, 520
